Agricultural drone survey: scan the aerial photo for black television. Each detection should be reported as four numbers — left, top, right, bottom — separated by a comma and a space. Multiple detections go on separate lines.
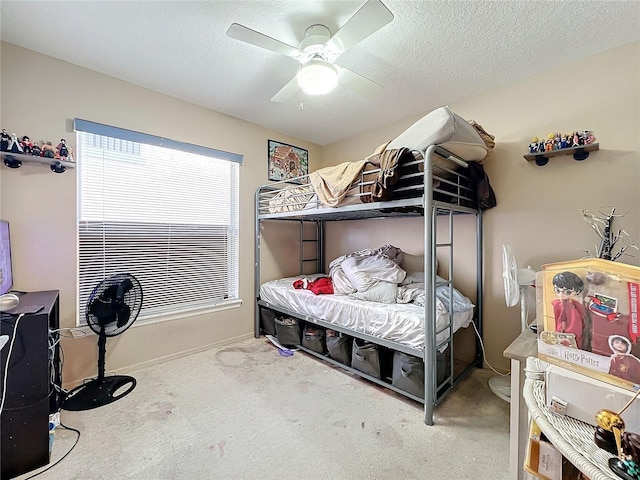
0, 220, 13, 295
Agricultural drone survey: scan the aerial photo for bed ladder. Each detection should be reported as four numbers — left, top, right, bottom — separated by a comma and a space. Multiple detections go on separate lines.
299, 220, 323, 275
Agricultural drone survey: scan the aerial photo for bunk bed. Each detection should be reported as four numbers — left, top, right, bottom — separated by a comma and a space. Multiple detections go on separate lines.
254, 106, 493, 426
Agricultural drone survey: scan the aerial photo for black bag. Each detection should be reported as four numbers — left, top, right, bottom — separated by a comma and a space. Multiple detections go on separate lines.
467, 161, 497, 210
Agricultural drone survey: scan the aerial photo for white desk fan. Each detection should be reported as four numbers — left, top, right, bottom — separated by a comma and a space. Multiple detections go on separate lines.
488, 244, 537, 403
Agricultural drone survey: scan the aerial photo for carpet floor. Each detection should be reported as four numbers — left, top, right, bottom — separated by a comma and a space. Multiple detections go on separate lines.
16, 336, 510, 480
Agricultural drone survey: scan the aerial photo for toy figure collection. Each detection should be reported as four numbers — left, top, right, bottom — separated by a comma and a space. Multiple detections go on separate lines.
528, 130, 596, 154
1, 128, 73, 161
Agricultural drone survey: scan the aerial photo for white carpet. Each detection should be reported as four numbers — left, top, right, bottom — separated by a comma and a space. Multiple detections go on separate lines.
17, 337, 510, 480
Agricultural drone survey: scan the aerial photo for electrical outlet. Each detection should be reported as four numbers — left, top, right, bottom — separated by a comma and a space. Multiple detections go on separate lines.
49, 412, 60, 427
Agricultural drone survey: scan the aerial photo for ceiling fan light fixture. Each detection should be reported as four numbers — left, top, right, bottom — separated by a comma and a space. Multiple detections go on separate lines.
297, 59, 338, 96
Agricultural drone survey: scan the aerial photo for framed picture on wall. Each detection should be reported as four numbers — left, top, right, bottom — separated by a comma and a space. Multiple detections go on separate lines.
267, 140, 308, 183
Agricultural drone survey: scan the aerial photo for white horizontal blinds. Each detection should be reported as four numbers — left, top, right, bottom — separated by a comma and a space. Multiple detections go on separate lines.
76, 120, 240, 324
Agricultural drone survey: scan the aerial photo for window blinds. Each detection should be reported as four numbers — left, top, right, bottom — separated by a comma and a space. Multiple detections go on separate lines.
75, 119, 241, 325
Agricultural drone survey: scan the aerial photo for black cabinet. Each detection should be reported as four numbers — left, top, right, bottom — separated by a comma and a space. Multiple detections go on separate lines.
1, 290, 61, 479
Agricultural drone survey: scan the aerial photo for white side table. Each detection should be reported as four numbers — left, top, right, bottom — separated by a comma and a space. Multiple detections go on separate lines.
504, 329, 538, 479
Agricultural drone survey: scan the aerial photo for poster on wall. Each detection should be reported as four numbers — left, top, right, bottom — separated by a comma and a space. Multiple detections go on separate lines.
267, 140, 308, 184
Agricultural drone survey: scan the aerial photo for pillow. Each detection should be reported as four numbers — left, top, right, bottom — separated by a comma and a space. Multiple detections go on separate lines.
350, 281, 398, 304
400, 272, 449, 286
401, 271, 424, 285
400, 253, 438, 283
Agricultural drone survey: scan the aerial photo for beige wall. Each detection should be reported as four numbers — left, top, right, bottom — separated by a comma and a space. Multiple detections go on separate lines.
322, 41, 640, 370
0, 42, 321, 386
2, 40, 638, 382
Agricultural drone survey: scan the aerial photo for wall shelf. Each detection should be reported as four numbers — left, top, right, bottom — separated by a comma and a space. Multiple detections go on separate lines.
524, 143, 599, 166
1, 152, 75, 173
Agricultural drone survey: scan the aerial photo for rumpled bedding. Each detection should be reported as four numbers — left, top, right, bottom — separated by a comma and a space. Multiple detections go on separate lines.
327, 244, 474, 313
309, 160, 367, 207
329, 244, 404, 295
268, 185, 316, 213
397, 278, 475, 312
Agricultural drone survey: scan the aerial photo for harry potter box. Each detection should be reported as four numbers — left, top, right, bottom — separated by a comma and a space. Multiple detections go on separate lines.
537, 258, 640, 391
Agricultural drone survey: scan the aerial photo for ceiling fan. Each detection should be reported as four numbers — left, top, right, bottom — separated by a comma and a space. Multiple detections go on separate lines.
226, 0, 394, 102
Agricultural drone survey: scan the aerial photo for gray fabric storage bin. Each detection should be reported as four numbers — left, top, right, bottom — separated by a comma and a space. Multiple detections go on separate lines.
326, 330, 352, 366
274, 317, 300, 346
392, 352, 425, 399
302, 325, 326, 354
437, 348, 451, 385
351, 339, 381, 379
259, 307, 276, 336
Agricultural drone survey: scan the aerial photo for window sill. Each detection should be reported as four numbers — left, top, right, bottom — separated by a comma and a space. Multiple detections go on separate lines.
74, 298, 243, 332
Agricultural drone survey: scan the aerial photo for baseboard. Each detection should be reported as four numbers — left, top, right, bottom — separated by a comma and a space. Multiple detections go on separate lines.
62, 332, 255, 389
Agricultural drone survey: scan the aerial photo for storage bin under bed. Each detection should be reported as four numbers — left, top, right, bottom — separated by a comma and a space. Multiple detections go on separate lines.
274, 317, 301, 347
326, 330, 352, 366
301, 324, 326, 354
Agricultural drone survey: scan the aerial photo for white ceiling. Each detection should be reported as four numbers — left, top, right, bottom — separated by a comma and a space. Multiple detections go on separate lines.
1, 1, 639, 146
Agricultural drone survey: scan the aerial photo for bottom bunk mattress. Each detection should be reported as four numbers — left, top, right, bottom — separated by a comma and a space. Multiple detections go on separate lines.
259, 275, 474, 351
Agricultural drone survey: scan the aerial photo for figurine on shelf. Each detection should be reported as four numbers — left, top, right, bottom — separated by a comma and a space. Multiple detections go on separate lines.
595, 387, 640, 480
610, 431, 640, 480
7, 133, 23, 154
20, 135, 32, 154
529, 137, 539, 154
57, 138, 70, 161
41, 141, 57, 159
544, 136, 554, 152
583, 130, 596, 145
572, 131, 581, 147
31, 141, 41, 157
0, 129, 9, 152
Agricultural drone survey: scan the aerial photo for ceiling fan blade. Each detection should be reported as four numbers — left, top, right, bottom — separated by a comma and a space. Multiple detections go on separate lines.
324, 0, 394, 56
338, 67, 383, 98
226, 23, 301, 58
271, 75, 301, 103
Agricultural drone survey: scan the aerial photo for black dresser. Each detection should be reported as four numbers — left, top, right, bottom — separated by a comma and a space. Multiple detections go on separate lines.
1, 290, 61, 479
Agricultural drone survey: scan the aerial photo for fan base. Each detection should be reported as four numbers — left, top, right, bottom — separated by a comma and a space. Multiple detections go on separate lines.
62, 375, 136, 411
488, 375, 511, 403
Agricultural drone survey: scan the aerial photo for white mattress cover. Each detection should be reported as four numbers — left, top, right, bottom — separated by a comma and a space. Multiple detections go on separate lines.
260, 276, 474, 351
386, 106, 488, 164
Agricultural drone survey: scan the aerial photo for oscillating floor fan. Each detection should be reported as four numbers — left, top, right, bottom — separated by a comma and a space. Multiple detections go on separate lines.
488, 245, 537, 403
63, 273, 143, 411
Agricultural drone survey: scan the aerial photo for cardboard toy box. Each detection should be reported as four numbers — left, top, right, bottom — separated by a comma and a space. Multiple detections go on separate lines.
545, 365, 640, 433
537, 258, 640, 391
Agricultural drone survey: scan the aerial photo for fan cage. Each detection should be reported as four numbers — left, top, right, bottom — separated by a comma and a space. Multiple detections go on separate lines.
86, 273, 143, 337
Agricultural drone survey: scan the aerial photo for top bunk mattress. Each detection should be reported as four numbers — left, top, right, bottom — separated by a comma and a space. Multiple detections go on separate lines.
260, 275, 474, 352
386, 106, 489, 163
257, 107, 495, 219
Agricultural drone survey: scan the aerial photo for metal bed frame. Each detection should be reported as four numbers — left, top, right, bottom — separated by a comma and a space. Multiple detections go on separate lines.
254, 144, 483, 425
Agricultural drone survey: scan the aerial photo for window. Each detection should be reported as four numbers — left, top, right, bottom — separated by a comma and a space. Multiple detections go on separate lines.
75, 119, 242, 325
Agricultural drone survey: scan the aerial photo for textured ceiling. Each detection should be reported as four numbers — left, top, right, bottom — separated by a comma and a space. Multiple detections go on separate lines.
1, 1, 639, 145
